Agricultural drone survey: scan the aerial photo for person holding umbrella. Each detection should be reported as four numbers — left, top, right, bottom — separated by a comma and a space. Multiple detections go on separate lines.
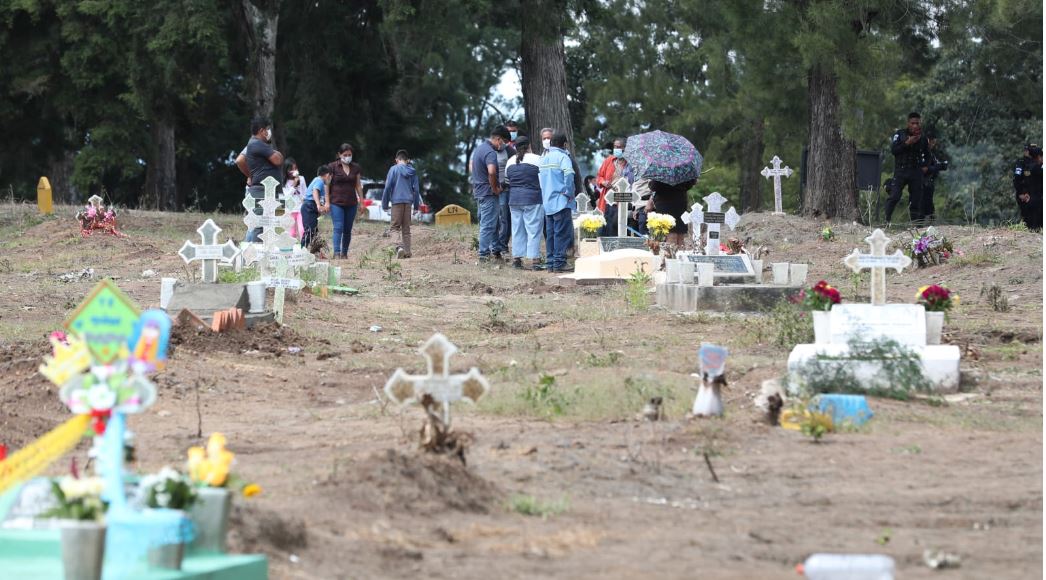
622, 130, 703, 245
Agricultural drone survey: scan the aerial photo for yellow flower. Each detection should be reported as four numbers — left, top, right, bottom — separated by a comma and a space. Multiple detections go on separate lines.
915, 285, 929, 300
953, 295, 960, 306
242, 483, 262, 498
187, 433, 235, 487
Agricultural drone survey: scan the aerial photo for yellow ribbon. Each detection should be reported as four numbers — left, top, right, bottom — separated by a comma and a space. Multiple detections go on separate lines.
0, 415, 90, 495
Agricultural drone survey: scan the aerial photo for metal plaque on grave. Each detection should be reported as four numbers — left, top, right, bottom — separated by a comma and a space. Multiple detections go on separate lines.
613, 191, 633, 204
599, 236, 649, 253
687, 254, 754, 276
703, 212, 725, 224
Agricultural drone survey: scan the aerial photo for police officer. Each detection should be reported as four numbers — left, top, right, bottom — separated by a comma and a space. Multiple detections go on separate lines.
920, 132, 948, 223
1014, 144, 1043, 230
884, 112, 930, 225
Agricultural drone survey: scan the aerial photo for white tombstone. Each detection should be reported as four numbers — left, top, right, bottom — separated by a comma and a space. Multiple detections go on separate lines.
178, 219, 240, 283
263, 256, 304, 324
384, 333, 491, 427
696, 192, 740, 256
604, 177, 641, 237
842, 229, 912, 305
761, 155, 793, 215
575, 192, 593, 214
244, 176, 294, 278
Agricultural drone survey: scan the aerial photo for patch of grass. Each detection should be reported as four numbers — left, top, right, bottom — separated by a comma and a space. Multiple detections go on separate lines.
519, 374, 573, 417
507, 494, 568, 518
954, 252, 1001, 268
584, 351, 622, 367
751, 299, 814, 349
980, 283, 1009, 312
1006, 221, 1029, 232
380, 247, 402, 280
217, 266, 258, 284
625, 266, 652, 311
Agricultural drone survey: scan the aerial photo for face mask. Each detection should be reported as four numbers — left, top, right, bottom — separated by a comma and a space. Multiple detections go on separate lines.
341, 156, 352, 164
542, 139, 551, 150
613, 148, 623, 157
290, 170, 299, 177
265, 128, 272, 141
510, 131, 518, 140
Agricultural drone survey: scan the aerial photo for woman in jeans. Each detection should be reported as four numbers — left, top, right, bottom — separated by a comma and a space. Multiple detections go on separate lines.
326, 143, 364, 258
505, 137, 545, 270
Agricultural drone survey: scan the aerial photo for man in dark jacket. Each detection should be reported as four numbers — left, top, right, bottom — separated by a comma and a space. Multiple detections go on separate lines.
884, 112, 930, 225
1014, 144, 1043, 230
382, 150, 421, 258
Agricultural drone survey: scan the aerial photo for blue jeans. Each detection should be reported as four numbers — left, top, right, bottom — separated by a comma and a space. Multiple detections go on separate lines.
300, 201, 319, 248
476, 195, 499, 257
494, 189, 510, 253
510, 204, 544, 259
544, 208, 573, 270
330, 203, 358, 256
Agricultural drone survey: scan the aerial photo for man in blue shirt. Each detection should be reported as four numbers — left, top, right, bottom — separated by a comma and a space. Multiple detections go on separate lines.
470, 127, 509, 262
539, 132, 576, 273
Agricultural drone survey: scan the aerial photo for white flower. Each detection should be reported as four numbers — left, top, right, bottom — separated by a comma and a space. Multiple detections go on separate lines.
86, 384, 117, 410
155, 492, 172, 507
66, 389, 90, 414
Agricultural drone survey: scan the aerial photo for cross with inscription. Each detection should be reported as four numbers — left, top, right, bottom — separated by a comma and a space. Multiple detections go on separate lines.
843, 229, 912, 305
178, 219, 240, 283
680, 201, 704, 246
264, 255, 304, 323
244, 176, 294, 278
761, 155, 793, 215
604, 177, 641, 237
697, 192, 741, 256
384, 333, 490, 428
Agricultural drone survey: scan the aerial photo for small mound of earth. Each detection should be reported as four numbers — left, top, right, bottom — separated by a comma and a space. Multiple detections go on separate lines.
333, 449, 500, 515
170, 321, 313, 357
0, 341, 74, 447
229, 503, 308, 554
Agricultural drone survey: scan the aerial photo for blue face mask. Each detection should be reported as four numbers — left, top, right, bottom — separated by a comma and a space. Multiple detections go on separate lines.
613, 148, 623, 157
510, 131, 518, 140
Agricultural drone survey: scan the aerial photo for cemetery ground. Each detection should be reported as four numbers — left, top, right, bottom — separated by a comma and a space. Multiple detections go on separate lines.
0, 203, 1042, 579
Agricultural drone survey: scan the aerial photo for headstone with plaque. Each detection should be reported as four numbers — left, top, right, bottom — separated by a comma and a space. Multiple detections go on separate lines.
695, 192, 741, 256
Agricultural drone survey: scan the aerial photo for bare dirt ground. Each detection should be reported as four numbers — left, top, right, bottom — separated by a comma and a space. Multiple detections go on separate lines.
0, 203, 1042, 579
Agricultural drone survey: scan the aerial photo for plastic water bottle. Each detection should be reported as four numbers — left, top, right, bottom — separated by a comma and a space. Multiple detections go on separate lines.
799, 554, 895, 580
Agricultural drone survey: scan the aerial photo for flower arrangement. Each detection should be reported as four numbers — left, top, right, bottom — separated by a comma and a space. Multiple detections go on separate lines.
44, 476, 107, 521
794, 280, 842, 311
138, 467, 197, 510
187, 433, 261, 498
821, 225, 834, 241
905, 227, 954, 268
578, 214, 606, 238
75, 196, 127, 238
915, 284, 958, 312
645, 212, 676, 242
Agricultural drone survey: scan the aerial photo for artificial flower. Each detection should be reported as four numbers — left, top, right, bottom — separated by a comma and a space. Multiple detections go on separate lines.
242, 483, 262, 498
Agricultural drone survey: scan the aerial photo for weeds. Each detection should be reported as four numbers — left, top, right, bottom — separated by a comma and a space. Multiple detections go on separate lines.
980, 284, 1009, 312
585, 351, 622, 367
484, 299, 507, 330
955, 252, 1000, 268
765, 299, 814, 348
792, 338, 933, 400
625, 266, 652, 311
519, 374, 572, 417
508, 494, 568, 518
217, 266, 258, 284
380, 247, 402, 280
1006, 221, 1029, 232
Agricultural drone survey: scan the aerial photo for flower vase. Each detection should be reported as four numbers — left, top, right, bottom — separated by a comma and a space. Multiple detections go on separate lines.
812, 310, 831, 344
148, 541, 186, 570
926, 311, 944, 345
189, 487, 232, 553
60, 520, 106, 580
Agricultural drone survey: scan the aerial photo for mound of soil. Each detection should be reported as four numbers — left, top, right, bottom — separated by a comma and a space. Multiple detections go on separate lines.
334, 449, 500, 516
170, 322, 314, 357
229, 504, 308, 554
0, 341, 72, 448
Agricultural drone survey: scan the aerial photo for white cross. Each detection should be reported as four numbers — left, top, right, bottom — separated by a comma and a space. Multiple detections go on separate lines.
264, 256, 304, 323
697, 192, 741, 256
680, 201, 704, 246
244, 176, 293, 278
604, 177, 641, 237
575, 192, 593, 214
87, 194, 104, 209
384, 333, 490, 427
178, 219, 240, 283
843, 229, 912, 305
760, 155, 793, 215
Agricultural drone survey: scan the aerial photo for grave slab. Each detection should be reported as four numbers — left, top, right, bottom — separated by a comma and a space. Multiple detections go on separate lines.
164, 284, 249, 316
572, 249, 657, 279
656, 283, 800, 312
786, 343, 961, 393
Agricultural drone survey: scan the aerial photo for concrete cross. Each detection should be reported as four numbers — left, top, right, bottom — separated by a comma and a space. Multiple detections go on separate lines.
604, 177, 641, 237
244, 176, 293, 278
843, 228, 912, 305
87, 194, 104, 209
761, 155, 793, 215
384, 333, 490, 427
264, 255, 304, 323
697, 192, 741, 256
178, 219, 240, 283
575, 192, 593, 214
680, 201, 704, 246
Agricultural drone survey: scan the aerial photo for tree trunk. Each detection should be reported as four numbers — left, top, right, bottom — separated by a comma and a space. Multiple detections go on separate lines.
144, 121, 178, 210
803, 65, 858, 219
242, 0, 279, 120
739, 118, 765, 212
48, 145, 79, 205
520, 2, 573, 154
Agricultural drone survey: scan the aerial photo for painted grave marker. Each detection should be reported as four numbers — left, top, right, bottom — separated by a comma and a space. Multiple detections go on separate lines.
761, 155, 793, 215
178, 219, 240, 283
842, 229, 911, 305
36, 177, 53, 215
63, 280, 141, 363
696, 192, 741, 256
384, 333, 490, 427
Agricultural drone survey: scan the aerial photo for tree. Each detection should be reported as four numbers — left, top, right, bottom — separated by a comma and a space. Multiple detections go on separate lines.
520, 0, 573, 151
238, 0, 279, 121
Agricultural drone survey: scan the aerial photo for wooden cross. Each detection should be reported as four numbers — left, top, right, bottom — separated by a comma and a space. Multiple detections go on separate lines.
244, 176, 293, 278
264, 255, 304, 323
760, 155, 793, 215
384, 333, 490, 427
178, 219, 240, 283
604, 177, 641, 237
680, 201, 704, 246
697, 192, 741, 256
843, 229, 912, 305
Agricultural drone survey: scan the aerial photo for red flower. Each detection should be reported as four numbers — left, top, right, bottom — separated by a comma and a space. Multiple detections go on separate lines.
89, 409, 111, 435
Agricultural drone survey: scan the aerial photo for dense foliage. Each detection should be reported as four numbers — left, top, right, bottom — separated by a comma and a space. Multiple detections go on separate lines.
0, 0, 1039, 223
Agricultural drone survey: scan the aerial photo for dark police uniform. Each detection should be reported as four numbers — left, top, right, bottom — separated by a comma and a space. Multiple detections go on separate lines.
921, 147, 946, 222
885, 128, 929, 223
1014, 145, 1043, 230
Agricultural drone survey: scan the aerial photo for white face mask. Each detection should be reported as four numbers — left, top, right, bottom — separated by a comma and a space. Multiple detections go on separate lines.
290, 170, 299, 177
542, 139, 551, 150
341, 156, 352, 164
265, 128, 272, 141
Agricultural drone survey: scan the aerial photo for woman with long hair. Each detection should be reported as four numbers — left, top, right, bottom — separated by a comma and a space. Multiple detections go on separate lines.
326, 143, 364, 258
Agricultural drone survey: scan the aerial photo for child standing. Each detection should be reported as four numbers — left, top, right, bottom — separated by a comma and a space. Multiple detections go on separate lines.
283, 158, 307, 241
380, 150, 421, 258
302, 165, 331, 250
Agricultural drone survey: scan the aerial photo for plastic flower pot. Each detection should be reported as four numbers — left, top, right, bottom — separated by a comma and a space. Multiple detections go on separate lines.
812, 310, 831, 344
60, 520, 106, 580
148, 541, 186, 570
189, 487, 232, 554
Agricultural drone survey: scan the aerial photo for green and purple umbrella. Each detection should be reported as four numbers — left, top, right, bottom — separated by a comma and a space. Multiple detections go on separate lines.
622, 130, 703, 185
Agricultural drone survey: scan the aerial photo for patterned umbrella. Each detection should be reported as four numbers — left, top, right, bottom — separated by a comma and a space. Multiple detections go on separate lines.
622, 130, 703, 186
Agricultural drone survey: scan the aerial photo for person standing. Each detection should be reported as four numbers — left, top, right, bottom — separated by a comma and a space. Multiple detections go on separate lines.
493, 125, 516, 260
327, 143, 364, 259
470, 127, 508, 263
920, 133, 948, 223
595, 138, 626, 213
235, 117, 283, 242
381, 149, 421, 258
539, 132, 576, 273
884, 112, 930, 225
301, 165, 331, 250
1014, 144, 1043, 230
283, 158, 307, 241
506, 137, 545, 270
